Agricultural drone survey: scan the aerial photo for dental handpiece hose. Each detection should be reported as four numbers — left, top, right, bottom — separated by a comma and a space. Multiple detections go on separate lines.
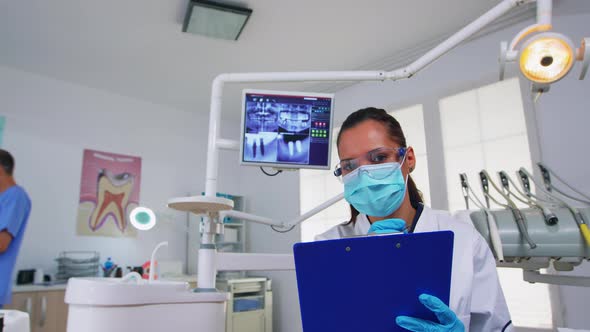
511, 208, 537, 249
502, 171, 558, 225
574, 212, 590, 246
480, 170, 537, 249
461, 173, 504, 261
520, 168, 590, 246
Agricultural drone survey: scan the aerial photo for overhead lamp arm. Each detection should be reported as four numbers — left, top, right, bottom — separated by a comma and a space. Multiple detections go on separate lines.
169, 0, 570, 291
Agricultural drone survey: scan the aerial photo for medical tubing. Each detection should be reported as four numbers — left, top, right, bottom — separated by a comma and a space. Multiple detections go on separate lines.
505, 182, 532, 206
511, 208, 537, 249
510, 173, 541, 204
270, 224, 296, 233
506, 174, 558, 225
485, 209, 505, 261
470, 196, 505, 261
520, 167, 590, 244
572, 211, 590, 246
482, 171, 537, 249
521, 167, 583, 213
481, 183, 510, 208
538, 187, 582, 224
503, 173, 535, 206
536, 164, 590, 204
468, 186, 487, 210
466, 184, 505, 261
519, 169, 562, 206
260, 167, 282, 176
580, 224, 590, 246
149, 241, 169, 283
550, 185, 590, 206
482, 171, 520, 208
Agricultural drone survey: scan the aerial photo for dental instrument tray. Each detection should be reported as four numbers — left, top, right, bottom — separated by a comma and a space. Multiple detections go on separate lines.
293, 231, 454, 332
55, 251, 100, 281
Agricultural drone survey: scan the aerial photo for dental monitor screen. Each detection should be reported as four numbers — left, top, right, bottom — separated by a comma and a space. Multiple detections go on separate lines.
241, 89, 335, 170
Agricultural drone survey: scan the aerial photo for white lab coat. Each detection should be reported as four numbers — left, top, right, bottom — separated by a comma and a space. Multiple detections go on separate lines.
316, 206, 513, 332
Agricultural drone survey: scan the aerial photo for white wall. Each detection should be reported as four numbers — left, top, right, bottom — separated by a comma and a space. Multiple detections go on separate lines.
0, 65, 241, 281
240, 167, 303, 332
332, 8, 590, 330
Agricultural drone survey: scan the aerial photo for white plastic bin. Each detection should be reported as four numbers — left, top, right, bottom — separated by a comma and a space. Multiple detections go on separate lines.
65, 278, 228, 332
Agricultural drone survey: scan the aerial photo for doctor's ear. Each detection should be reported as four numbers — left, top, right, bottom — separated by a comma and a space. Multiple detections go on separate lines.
405, 147, 416, 173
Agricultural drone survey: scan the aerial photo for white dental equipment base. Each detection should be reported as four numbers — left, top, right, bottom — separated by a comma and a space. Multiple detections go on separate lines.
65, 277, 227, 332
469, 207, 590, 287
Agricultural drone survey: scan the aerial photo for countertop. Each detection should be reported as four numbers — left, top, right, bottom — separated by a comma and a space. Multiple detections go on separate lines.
12, 283, 68, 293
12, 275, 199, 293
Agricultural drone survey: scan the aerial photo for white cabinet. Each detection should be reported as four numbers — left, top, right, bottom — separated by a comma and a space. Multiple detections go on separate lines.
217, 278, 272, 332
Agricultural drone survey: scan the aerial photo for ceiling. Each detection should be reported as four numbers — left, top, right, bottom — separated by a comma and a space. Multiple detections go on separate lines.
0, 0, 585, 119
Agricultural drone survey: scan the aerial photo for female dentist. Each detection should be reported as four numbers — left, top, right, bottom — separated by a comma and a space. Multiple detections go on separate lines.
316, 108, 512, 332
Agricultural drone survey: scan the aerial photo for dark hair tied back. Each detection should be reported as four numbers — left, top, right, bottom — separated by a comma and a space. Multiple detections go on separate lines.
0, 149, 14, 176
337, 107, 423, 224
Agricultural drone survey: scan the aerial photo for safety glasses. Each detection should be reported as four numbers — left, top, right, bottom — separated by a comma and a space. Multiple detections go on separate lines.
333, 147, 407, 181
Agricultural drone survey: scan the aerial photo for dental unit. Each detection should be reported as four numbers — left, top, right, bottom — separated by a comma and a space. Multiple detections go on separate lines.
63, 1, 590, 331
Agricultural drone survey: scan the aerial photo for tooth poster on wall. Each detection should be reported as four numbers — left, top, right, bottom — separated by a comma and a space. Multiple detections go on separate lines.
76, 149, 142, 237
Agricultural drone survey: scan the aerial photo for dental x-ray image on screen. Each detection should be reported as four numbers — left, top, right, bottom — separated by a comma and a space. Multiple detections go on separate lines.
241, 89, 334, 170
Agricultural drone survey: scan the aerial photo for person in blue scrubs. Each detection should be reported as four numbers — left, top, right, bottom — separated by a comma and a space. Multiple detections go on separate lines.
0, 149, 31, 308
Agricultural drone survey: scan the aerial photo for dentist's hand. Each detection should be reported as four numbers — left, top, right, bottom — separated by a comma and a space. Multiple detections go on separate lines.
396, 294, 465, 332
367, 218, 407, 235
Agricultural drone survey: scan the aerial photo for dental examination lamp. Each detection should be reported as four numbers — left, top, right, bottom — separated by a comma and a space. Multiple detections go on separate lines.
499, 0, 589, 93
163, 0, 590, 292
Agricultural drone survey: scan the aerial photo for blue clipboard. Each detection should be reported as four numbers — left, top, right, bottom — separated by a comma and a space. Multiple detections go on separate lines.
293, 231, 454, 332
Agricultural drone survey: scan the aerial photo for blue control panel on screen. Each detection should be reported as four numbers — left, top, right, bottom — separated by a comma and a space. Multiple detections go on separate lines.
241, 90, 334, 169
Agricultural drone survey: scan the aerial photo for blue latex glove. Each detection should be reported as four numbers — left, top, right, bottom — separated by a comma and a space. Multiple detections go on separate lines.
367, 218, 407, 234
396, 294, 465, 332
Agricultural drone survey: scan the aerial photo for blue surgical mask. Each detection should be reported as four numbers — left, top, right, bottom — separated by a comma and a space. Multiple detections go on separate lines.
343, 162, 407, 217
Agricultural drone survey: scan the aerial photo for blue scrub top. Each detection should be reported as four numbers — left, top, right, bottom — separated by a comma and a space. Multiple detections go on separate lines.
0, 185, 31, 305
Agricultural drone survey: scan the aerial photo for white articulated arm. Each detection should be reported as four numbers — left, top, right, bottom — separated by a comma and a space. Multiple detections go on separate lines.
391, 0, 534, 80
168, 0, 542, 290
204, 0, 531, 198
219, 192, 345, 228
